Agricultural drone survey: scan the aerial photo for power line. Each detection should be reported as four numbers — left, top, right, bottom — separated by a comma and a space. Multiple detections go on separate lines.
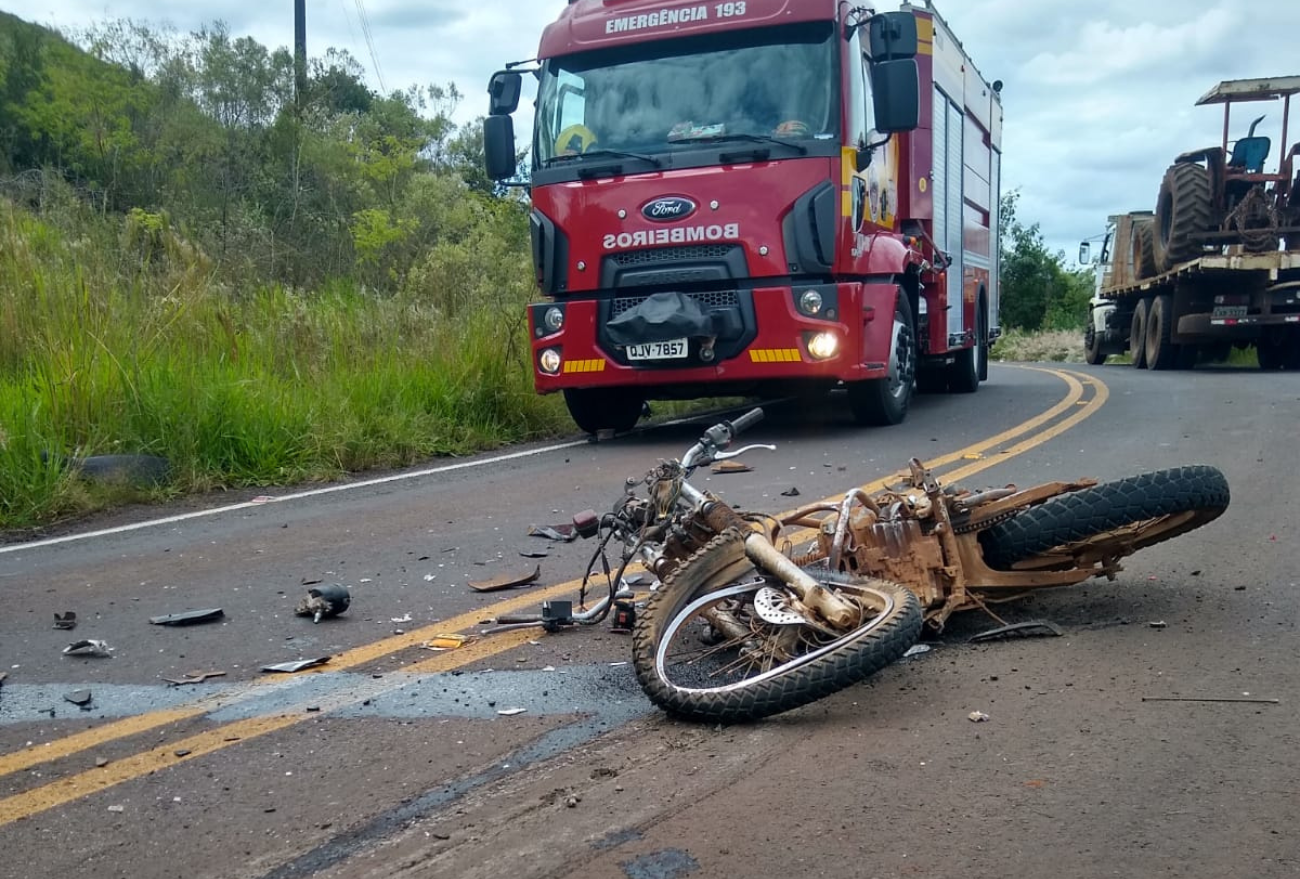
353, 0, 387, 94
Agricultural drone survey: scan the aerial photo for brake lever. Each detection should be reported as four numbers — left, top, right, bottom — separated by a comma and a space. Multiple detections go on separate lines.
713, 443, 776, 461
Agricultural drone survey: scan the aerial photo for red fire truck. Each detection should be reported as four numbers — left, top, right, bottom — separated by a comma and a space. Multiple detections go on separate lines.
484, 0, 1002, 433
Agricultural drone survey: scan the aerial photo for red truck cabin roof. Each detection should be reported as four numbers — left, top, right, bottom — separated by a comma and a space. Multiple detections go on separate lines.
538, 0, 838, 58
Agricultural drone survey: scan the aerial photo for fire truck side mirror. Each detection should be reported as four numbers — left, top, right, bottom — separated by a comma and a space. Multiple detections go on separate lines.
483, 115, 518, 181
871, 59, 920, 134
1078, 242, 1093, 265
867, 11, 918, 60
488, 71, 523, 116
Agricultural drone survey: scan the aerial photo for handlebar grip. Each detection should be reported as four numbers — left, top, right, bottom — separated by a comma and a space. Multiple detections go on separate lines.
728, 407, 765, 436
495, 613, 543, 624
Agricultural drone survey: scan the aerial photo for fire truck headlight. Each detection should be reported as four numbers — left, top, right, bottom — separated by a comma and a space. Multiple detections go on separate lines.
806, 331, 839, 360
539, 348, 562, 375
543, 306, 564, 333
799, 289, 824, 316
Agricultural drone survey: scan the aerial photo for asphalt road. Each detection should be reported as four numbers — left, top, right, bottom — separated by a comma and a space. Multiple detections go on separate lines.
1, 363, 1296, 879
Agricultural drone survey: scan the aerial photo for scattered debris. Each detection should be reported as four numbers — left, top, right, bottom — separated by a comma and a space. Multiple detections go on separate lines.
107, 805, 125, 813
161, 670, 227, 686
468, 565, 542, 593
528, 523, 577, 542
565, 795, 581, 808
301, 577, 323, 586
969, 620, 1063, 643
63, 639, 113, 658
53, 612, 77, 631
149, 608, 225, 627
174, 749, 191, 758
497, 707, 527, 716
1149, 620, 1167, 629
95, 758, 109, 768
903, 644, 932, 658
421, 634, 471, 651
711, 460, 753, 474
518, 549, 550, 559
63, 689, 93, 707
968, 711, 990, 722
1142, 696, 1279, 705
261, 657, 331, 674
295, 584, 351, 623
780, 487, 801, 497
0, 672, 7, 686
390, 613, 413, 624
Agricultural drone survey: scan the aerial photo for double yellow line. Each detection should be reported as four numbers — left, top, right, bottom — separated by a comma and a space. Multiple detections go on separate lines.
0, 367, 1107, 825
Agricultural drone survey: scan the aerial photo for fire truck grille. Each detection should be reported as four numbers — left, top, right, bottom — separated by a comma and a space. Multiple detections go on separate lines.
610, 290, 741, 319
608, 244, 739, 266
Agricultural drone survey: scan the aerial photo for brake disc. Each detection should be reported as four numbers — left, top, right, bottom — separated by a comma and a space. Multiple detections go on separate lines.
752, 587, 810, 626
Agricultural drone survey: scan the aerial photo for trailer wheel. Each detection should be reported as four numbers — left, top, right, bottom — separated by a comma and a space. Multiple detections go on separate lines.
1153, 163, 1213, 272
1132, 218, 1158, 280
562, 388, 644, 435
1257, 329, 1300, 371
1129, 299, 1150, 369
1144, 294, 1178, 370
849, 294, 916, 426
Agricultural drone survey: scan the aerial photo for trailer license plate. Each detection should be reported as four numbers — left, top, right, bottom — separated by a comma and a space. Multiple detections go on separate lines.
1212, 306, 1248, 318
626, 339, 688, 360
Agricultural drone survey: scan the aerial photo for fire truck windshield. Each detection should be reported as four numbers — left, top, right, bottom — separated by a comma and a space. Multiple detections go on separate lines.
535, 22, 837, 168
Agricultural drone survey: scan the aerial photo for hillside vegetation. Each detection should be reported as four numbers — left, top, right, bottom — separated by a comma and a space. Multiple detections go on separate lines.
0, 13, 565, 530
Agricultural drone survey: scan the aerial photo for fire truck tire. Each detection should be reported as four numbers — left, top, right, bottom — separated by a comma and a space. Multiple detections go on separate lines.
977, 299, 990, 382
631, 528, 923, 723
947, 299, 984, 393
1132, 218, 1158, 280
1144, 294, 1178, 370
848, 295, 916, 425
1129, 299, 1150, 368
562, 388, 644, 435
979, 465, 1230, 570
1153, 162, 1213, 272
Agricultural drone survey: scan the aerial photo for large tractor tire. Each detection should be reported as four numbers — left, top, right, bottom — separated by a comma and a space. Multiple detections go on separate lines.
1153, 163, 1213, 272
1131, 218, 1158, 280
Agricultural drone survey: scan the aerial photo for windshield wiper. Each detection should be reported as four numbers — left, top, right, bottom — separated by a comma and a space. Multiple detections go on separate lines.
671, 134, 809, 155
545, 149, 662, 168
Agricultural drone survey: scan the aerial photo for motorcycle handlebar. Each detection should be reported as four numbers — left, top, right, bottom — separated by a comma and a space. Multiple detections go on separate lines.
728, 407, 765, 436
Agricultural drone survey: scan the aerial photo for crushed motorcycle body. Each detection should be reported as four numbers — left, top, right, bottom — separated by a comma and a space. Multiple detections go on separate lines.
549, 408, 1229, 723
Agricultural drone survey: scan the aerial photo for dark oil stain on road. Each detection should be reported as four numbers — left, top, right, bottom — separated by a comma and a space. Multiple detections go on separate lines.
620, 848, 700, 879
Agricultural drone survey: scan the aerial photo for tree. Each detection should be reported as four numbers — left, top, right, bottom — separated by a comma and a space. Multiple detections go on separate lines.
999, 191, 1092, 331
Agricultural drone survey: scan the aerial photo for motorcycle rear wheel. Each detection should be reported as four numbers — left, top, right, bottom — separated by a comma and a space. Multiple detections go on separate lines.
631, 528, 922, 723
979, 465, 1230, 570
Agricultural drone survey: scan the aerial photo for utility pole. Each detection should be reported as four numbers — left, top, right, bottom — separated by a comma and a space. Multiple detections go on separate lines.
294, 0, 307, 114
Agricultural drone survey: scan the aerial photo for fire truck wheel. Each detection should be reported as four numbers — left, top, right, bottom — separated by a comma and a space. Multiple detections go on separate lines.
976, 298, 990, 382
848, 295, 916, 426
947, 303, 983, 394
1129, 299, 1150, 369
562, 388, 644, 434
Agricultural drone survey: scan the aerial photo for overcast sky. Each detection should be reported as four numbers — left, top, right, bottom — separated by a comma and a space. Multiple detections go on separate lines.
15, 0, 1300, 262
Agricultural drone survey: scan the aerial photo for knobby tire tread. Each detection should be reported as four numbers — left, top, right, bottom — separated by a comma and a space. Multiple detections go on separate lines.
980, 466, 1230, 569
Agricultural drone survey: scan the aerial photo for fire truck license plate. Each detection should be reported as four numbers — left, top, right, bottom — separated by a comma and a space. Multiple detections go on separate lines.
626, 339, 688, 360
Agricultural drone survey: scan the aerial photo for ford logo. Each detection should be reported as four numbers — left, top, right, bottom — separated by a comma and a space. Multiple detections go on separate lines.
641, 196, 697, 222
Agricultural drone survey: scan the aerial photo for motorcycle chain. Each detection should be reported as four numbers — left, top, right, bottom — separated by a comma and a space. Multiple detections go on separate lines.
951, 507, 1021, 535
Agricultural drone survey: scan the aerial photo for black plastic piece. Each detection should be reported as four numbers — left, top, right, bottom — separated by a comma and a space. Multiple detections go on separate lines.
782, 181, 837, 274
530, 210, 570, 294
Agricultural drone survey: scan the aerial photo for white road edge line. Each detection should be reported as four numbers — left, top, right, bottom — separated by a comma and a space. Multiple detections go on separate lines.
1, 439, 591, 555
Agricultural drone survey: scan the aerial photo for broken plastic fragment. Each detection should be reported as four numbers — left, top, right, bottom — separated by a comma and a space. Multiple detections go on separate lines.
497, 707, 527, 716
390, 613, 413, 623
64, 689, 93, 707
149, 608, 225, 626
260, 657, 331, 674
421, 634, 471, 651
468, 565, 541, 593
294, 584, 351, 623
527, 524, 577, 542
903, 644, 932, 658
162, 670, 226, 686
780, 487, 801, 497
711, 460, 753, 474
968, 711, 990, 722
63, 639, 113, 657
53, 612, 77, 631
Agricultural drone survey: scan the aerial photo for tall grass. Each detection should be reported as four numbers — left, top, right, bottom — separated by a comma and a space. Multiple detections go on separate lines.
0, 191, 568, 529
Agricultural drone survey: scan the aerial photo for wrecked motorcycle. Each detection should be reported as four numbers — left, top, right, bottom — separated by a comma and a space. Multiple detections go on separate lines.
564, 408, 1230, 723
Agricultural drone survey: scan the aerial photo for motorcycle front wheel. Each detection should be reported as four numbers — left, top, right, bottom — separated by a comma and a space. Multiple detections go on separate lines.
631, 528, 922, 723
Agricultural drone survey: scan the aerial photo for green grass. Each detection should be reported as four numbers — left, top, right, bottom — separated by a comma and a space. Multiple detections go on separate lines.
0, 197, 571, 529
